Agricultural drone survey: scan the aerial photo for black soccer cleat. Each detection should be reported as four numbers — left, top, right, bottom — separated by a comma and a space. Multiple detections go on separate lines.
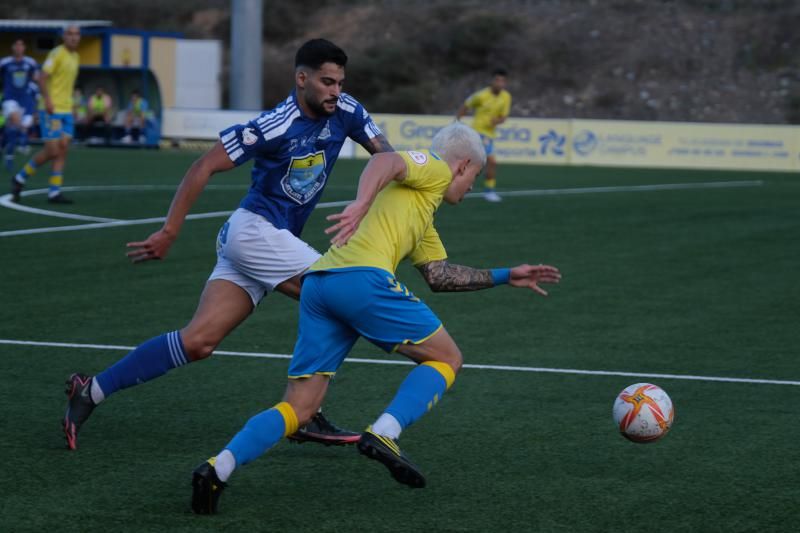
48, 193, 73, 204
357, 429, 426, 488
191, 459, 227, 515
10, 177, 23, 203
287, 411, 361, 446
63, 373, 96, 450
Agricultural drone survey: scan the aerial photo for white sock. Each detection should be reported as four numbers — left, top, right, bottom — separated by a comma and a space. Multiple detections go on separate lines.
371, 413, 402, 440
214, 449, 236, 482
90, 378, 105, 404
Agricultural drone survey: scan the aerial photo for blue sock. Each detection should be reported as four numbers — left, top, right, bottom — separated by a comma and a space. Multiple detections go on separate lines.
4, 128, 17, 155
18, 130, 28, 150
94, 331, 189, 398
225, 402, 299, 466
4, 128, 17, 168
384, 361, 456, 430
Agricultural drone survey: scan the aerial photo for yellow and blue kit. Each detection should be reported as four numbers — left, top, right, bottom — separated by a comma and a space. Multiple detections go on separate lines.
464, 87, 511, 156
40, 45, 79, 139
288, 149, 452, 379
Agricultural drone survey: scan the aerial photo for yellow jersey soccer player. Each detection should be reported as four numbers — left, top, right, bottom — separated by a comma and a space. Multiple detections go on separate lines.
11, 25, 80, 204
190, 122, 561, 514
457, 68, 511, 202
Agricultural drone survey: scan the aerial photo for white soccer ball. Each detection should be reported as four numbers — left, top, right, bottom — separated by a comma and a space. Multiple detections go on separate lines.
612, 383, 674, 443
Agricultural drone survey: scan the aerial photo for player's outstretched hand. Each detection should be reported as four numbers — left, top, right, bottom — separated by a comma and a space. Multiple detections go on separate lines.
509, 264, 561, 296
126, 228, 176, 263
325, 201, 369, 247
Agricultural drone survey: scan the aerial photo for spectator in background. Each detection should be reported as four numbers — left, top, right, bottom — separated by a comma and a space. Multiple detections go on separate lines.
87, 86, 113, 144
72, 87, 87, 123
121, 89, 148, 143
456, 68, 511, 203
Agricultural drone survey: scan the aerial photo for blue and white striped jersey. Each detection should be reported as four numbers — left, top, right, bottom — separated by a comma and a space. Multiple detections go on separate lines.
219, 90, 381, 237
0, 55, 38, 108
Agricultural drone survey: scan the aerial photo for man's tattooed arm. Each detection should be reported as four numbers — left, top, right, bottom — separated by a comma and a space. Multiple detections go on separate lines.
417, 260, 495, 292
361, 133, 395, 155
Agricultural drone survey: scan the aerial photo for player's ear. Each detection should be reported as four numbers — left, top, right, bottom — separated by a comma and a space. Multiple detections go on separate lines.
457, 158, 470, 177
295, 68, 307, 88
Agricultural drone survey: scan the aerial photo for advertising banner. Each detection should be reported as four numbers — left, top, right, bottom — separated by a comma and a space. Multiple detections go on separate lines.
362, 114, 571, 165
162, 108, 799, 172
571, 120, 798, 171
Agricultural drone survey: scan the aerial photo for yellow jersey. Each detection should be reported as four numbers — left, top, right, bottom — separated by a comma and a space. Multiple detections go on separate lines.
42, 45, 80, 114
464, 87, 511, 138
310, 150, 450, 275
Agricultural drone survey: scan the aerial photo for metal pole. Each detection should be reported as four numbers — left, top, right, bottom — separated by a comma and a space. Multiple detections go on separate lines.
230, 0, 263, 110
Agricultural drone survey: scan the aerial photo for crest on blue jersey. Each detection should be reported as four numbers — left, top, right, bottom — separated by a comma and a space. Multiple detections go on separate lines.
281, 150, 328, 204
319, 120, 331, 140
12, 70, 28, 88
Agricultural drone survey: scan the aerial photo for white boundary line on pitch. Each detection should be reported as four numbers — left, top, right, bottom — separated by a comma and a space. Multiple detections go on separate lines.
1, 338, 797, 387
0, 180, 764, 238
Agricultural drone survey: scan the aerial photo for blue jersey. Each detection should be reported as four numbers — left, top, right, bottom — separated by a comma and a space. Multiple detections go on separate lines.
0, 55, 38, 108
219, 91, 381, 237
25, 80, 40, 114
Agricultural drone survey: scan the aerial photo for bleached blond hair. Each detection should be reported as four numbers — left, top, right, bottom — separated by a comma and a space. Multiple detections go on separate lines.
431, 122, 486, 168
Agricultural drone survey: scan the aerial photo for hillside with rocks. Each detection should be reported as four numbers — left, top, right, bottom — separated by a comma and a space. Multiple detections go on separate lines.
12, 0, 800, 123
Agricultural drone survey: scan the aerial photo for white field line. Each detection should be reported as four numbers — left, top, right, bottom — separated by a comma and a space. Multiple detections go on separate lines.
1, 338, 797, 387
0, 180, 764, 238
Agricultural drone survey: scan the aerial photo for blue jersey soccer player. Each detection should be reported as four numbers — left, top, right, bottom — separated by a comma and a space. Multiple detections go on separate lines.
0, 39, 38, 171
10, 26, 81, 204
62, 39, 395, 450
190, 122, 561, 514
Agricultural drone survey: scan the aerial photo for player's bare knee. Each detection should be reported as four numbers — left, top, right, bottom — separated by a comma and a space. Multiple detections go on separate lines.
442, 348, 463, 374
179, 330, 218, 361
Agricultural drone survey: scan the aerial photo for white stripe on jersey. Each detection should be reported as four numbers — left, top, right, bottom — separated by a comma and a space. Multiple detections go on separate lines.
223, 136, 240, 151
341, 94, 359, 108
220, 130, 236, 143
337, 100, 355, 113
262, 108, 301, 141
258, 104, 298, 133
256, 100, 295, 125
229, 148, 244, 161
365, 121, 381, 138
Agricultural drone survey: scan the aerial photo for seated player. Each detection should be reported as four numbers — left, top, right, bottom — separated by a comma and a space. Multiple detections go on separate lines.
85, 86, 113, 143
121, 89, 148, 143
191, 122, 561, 514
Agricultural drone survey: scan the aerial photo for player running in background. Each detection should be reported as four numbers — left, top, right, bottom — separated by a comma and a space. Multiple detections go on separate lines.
63, 38, 394, 451
0, 39, 38, 173
456, 68, 511, 202
11, 25, 81, 204
190, 122, 561, 514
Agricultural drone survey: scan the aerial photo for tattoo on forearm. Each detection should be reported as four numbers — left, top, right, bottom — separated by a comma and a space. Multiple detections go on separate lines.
418, 260, 494, 292
366, 134, 394, 154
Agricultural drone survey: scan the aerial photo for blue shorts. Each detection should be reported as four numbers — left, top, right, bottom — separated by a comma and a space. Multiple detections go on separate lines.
40, 112, 74, 140
288, 268, 443, 378
480, 134, 495, 156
